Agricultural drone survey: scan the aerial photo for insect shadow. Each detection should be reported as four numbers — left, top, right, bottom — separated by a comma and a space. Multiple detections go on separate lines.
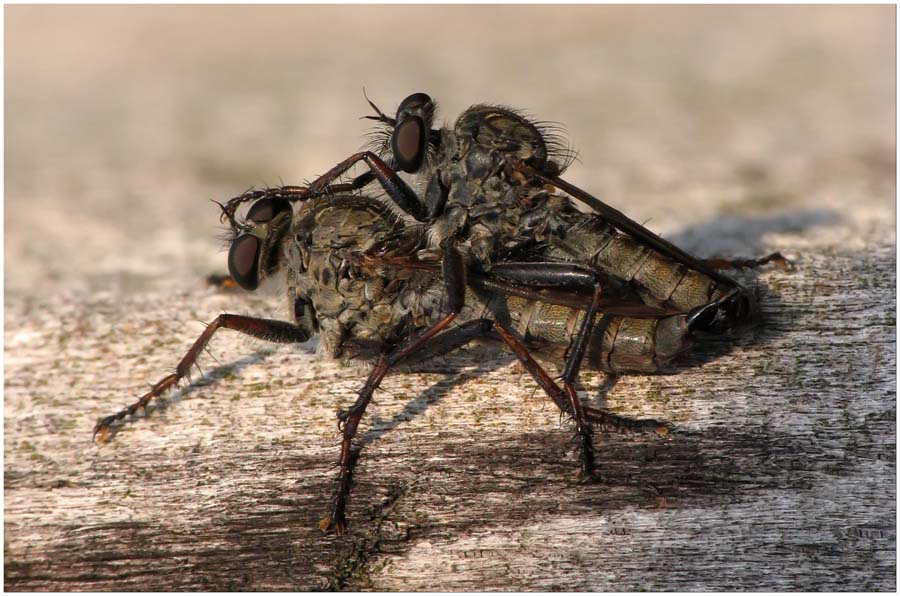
357, 348, 517, 449
667, 207, 839, 257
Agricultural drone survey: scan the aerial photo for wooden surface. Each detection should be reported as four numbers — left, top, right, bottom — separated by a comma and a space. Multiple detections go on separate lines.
5, 6, 895, 591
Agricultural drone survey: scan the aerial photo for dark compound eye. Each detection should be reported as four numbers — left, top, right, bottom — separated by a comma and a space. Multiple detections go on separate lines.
246, 197, 292, 224
228, 234, 261, 290
397, 92, 432, 114
391, 116, 426, 173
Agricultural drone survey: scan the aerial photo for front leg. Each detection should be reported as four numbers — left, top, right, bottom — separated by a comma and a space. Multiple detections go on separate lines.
306, 152, 428, 221
220, 150, 427, 229
93, 315, 311, 442
218, 186, 313, 229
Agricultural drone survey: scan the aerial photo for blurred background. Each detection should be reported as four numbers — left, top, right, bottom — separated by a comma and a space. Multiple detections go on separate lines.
6, 5, 894, 297
5, 6, 896, 590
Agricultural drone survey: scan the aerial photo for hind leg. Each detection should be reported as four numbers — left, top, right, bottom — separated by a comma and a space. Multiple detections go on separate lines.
701, 252, 792, 271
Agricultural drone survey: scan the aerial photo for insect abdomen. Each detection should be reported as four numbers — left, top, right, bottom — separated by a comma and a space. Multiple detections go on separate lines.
553, 216, 729, 310
589, 313, 692, 373
496, 294, 693, 373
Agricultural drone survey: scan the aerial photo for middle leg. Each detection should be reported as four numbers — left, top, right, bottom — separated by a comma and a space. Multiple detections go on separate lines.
319, 243, 468, 534
487, 262, 609, 479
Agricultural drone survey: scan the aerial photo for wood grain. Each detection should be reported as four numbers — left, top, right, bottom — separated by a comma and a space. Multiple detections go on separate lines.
5, 5, 894, 591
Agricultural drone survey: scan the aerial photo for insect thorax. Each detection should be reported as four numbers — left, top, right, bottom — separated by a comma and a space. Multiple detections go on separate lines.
285, 195, 445, 360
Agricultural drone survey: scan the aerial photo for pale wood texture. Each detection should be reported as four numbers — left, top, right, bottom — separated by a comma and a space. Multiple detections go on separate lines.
5, 5, 895, 591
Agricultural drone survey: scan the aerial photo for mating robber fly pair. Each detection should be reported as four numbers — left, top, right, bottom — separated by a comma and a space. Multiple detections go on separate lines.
94, 92, 787, 535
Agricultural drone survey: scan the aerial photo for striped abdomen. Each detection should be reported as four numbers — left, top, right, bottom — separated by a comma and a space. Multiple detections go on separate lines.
475, 291, 694, 374
547, 216, 735, 312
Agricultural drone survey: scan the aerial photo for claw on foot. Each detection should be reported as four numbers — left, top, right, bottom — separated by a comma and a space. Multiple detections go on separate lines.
318, 514, 346, 536
768, 252, 794, 271
93, 423, 111, 444
576, 468, 602, 484
92, 414, 119, 444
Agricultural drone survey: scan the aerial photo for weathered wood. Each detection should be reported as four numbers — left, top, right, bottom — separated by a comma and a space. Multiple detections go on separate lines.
5, 5, 894, 591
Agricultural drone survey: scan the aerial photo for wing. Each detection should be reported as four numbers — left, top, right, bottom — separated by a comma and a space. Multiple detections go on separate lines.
467, 272, 681, 317
508, 159, 737, 287
363, 253, 680, 318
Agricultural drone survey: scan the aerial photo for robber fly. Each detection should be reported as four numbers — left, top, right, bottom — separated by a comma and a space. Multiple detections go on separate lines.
303, 91, 785, 295
212, 92, 786, 504
96, 94, 786, 534
95, 190, 723, 535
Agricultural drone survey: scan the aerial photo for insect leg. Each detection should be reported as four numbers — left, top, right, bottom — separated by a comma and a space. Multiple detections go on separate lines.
488, 321, 606, 479
219, 174, 378, 217
387, 316, 669, 437
218, 186, 313, 228
92, 315, 311, 442
319, 310, 670, 535
391, 319, 494, 367
701, 251, 792, 271
320, 313, 462, 536
488, 262, 605, 480
306, 151, 428, 221
320, 353, 388, 537
320, 244, 467, 534
222, 149, 425, 228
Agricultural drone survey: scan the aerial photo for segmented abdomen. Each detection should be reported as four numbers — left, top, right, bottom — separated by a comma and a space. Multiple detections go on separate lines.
548, 216, 733, 311
477, 292, 693, 373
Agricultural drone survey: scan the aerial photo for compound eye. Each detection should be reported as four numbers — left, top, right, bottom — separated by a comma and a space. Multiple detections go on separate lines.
397, 92, 432, 114
246, 197, 292, 224
228, 234, 261, 290
391, 116, 426, 173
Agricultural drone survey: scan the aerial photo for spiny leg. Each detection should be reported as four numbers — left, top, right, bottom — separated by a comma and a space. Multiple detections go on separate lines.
581, 374, 671, 435
219, 186, 313, 229
319, 313, 461, 535
305, 151, 427, 221
560, 282, 603, 480
489, 321, 604, 480
320, 244, 467, 535
701, 252, 792, 271
218, 173, 387, 229
320, 353, 389, 536
223, 151, 424, 225
432, 261, 673, 437
582, 405, 670, 435
487, 262, 609, 479
93, 315, 311, 442
390, 316, 670, 435
319, 311, 671, 535
490, 316, 670, 455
